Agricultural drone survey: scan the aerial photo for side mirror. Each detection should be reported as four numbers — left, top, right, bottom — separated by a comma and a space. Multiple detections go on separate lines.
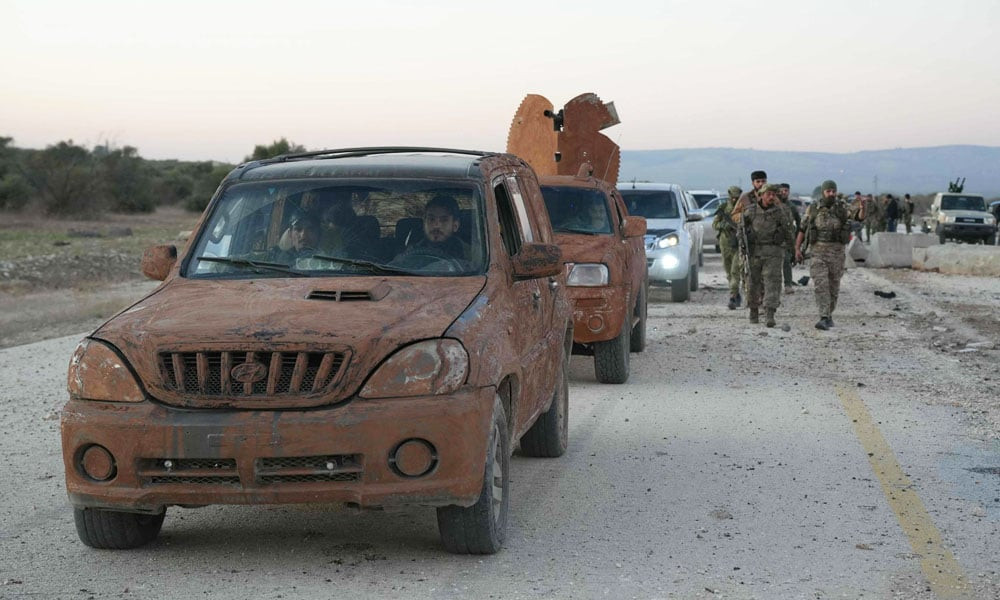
623, 216, 647, 238
686, 211, 704, 222
511, 242, 563, 279
141, 244, 177, 281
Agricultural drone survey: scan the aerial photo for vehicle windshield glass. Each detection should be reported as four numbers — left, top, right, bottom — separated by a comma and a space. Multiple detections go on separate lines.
185, 179, 487, 278
940, 195, 986, 211
701, 197, 721, 213
691, 193, 716, 207
618, 190, 680, 219
540, 186, 612, 234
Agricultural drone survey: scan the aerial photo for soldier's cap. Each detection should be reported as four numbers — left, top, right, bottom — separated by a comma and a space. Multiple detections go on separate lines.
760, 183, 781, 194
779, 183, 790, 190
751, 170, 767, 180
821, 180, 838, 191
854, 190, 861, 195
728, 185, 742, 197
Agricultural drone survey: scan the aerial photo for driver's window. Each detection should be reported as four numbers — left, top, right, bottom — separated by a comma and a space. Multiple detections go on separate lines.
494, 181, 523, 257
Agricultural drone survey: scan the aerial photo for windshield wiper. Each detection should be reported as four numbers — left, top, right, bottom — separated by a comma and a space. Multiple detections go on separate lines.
310, 254, 422, 275
196, 256, 310, 277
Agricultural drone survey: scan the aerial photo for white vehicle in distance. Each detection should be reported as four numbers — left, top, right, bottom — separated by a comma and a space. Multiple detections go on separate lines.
696, 195, 724, 251
618, 182, 703, 302
689, 189, 722, 208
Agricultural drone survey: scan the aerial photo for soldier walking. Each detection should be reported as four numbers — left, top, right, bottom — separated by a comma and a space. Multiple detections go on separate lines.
902, 193, 915, 233
863, 194, 881, 242
741, 184, 795, 327
713, 186, 743, 309
795, 180, 851, 330
778, 183, 801, 294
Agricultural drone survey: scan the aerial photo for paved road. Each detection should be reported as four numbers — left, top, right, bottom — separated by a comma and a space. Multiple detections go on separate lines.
1, 255, 997, 599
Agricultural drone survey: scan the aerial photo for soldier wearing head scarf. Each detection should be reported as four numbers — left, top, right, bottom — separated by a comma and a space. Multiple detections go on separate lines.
741, 183, 796, 327
713, 185, 744, 309
796, 180, 851, 330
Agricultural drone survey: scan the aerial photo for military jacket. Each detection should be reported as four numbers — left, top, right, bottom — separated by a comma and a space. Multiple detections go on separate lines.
731, 189, 758, 224
802, 200, 851, 245
712, 197, 740, 235
742, 201, 795, 257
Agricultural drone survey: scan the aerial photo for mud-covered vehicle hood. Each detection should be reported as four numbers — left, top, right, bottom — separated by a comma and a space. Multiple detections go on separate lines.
553, 232, 617, 266
93, 276, 485, 404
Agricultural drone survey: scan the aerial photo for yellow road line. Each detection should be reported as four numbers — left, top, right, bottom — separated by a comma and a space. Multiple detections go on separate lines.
836, 385, 971, 599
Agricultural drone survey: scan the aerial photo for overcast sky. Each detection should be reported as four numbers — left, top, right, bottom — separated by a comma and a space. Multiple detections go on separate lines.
3, 0, 998, 162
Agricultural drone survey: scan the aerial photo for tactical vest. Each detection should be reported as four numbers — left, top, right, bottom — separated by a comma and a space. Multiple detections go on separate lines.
748, 205, 787, 247
808, 202, 849, 243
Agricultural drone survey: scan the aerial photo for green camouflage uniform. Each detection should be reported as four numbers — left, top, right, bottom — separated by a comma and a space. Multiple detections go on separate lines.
863, 196, 881, 241
902, 199, 914, 233
801, 199, 851, 320
713, 188, 742, 297
742, 195, 796, 312
778, 197, 801, 287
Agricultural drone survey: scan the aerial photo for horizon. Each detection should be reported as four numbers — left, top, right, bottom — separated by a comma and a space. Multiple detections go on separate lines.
3, 1, 999, 163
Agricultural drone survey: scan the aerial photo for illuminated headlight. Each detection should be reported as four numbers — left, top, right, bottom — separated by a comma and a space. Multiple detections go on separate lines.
360, 339, 468, 398
659, 255, 680, 269
67, 339, 145, 403
567, 263, 609, 286
656, 233, 680, 248
942, 215, 956, 223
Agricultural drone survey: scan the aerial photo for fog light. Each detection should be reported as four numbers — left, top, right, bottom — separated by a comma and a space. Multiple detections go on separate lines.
660, 255, 680, 269
587, 315, 605, 332
390, 439, 437, 478
80, 445, 116, 481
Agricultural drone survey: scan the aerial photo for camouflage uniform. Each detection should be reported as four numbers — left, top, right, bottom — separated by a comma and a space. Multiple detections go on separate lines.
713, 186, 743, 306
863, 196, 881, 241
742, 185, 796, 324
801, 185, 851, 329
777, 187, 801, 291
902, 196, 914, 233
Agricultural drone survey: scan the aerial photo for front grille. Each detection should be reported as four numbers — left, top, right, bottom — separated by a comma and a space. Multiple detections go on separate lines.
139, 458, 240, 487
956, 217, 984, 224
256, 454, 362, 485
159, 350, 345, 397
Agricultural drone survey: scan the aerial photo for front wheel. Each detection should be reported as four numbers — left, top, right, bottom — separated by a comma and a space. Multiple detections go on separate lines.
670, 271, 691, 302
594, 320, 631, 384
437, 396, 509, 554
630, 284, 648, 353
74, 508, 165, 549
986, 235, 997, 246
938, 231, 947, 245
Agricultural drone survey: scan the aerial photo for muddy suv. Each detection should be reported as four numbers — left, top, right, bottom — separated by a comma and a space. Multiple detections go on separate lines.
929, 192, 997, 245
61, 147, 573, 554
539, 173, 648, 384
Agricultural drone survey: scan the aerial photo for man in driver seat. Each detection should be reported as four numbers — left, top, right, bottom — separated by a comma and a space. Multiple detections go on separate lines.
401, 194, 470, 262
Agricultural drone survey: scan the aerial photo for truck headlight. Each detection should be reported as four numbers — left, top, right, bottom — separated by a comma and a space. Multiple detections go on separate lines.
67, 339, 145, 403
942, 215, 956, 224
656, 233, 680, 248
360, 339, 468, 398
567, 263, 609, 286
985, 215, 996, 225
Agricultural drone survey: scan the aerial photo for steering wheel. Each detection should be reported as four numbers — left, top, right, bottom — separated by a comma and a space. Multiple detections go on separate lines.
391, 249, 465, 273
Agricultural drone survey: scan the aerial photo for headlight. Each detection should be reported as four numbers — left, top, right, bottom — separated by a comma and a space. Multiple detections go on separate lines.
656, 233, 680, 248
360, 339, 468, 398
67, 339, 145, 403
985, 215, 996, 225
659, 255, 680, 269
942, 215, 956, 223
567, 263, 609, 286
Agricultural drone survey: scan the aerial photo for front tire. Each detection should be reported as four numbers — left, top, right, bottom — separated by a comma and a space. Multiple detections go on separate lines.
437, 396, 510, 554
74, 508, 165, 549
594, 320, 631, 384
938, 231, 947, 244
630, 284, 648, 353
670, 271, 691, 302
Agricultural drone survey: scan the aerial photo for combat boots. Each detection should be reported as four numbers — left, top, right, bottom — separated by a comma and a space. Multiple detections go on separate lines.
765, 308, 776, 328
815, 316, 832, 330
749, 307, 759, 324
727, 295, 738, 310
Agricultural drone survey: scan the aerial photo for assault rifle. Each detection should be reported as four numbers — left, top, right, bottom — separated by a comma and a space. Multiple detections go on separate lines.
736, 208, 751, 285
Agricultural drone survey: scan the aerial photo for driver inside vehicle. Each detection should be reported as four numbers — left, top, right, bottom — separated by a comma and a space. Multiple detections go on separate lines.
271, 213, 321, 263
398, 194, 470, 263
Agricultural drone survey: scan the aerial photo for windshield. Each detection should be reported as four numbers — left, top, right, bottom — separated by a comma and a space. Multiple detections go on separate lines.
185, 179, 487, 278
690, 193, 716, 207
940, 195, 986, 211
540, 186, 613, 234
618, 190, 680, 219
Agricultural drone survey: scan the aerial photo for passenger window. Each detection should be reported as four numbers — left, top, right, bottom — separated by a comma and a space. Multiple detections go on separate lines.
505, 176, 535, 243
494, 181, 523, 257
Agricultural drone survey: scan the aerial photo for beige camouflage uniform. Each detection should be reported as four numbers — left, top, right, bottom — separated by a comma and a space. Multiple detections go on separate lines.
742, 185, 796, 322
801, 190, 851, 326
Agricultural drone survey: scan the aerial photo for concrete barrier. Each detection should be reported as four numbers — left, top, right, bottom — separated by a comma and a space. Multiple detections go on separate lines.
847, 238, 868, 262
912, 244, 1000, 276
866, 233, 938, 268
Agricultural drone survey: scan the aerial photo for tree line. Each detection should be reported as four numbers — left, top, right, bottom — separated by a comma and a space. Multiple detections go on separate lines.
0, 136, 304, 217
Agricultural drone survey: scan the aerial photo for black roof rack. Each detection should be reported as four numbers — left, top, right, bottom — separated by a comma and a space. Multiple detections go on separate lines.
262, 146, 498, 164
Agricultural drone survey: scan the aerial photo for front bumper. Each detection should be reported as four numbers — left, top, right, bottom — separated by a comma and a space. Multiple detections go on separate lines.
61, 387, 494, 513
567, 286, 627, 344
941, 223, 997, 239
645, 248, 689, 282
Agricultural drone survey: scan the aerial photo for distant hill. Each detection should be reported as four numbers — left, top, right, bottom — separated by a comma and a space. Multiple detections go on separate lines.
619, 145, 1000, 197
